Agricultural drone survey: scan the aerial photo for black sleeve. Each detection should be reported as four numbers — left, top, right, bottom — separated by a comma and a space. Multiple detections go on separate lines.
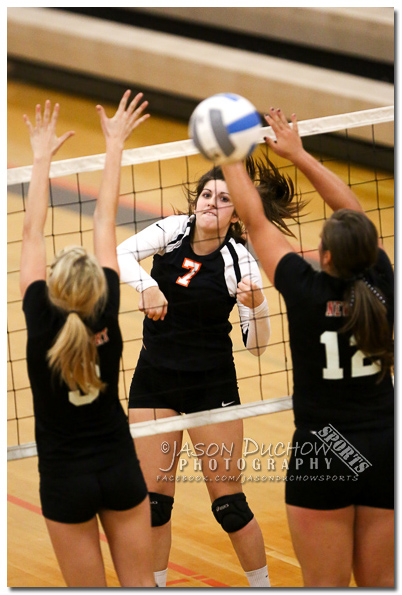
375, 248, 394, 284
274, 252, 316, 307
22, 280, 53, 337
103, 267, 120, 318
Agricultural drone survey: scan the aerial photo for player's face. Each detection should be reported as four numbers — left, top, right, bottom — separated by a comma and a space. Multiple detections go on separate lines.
195, 179, 238, 236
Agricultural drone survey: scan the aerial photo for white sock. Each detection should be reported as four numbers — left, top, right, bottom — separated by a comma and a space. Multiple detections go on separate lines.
154, 568, 168, 588
245, 565, 271, 587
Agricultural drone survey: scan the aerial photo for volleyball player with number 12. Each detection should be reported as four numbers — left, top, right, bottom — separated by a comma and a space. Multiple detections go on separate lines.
20, 91, 155, 587
221, 107, 394, 587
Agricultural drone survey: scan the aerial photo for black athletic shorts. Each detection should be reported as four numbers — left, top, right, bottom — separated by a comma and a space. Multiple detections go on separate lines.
40, 455, 148, 524
285, 426, 394, 510
129, 350, 240, 414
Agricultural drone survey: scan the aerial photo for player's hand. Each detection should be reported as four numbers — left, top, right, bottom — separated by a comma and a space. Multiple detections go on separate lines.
96, 90, 150, 147
23, 101, 75, 161
263, 108, 304, 162
139, 286, 168, 321
237, 278, 265, 309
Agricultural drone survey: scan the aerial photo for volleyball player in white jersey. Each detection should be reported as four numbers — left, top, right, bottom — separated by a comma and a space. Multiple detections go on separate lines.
21, 91, 155, 587
221, 108, 394, 587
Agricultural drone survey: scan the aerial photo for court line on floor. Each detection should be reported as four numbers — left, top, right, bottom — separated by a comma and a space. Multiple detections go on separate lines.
7, 492, 230, 587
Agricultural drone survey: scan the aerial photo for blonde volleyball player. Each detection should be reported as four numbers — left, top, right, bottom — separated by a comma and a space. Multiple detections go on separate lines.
20, 91, 155, 587
221, 108, 394, 587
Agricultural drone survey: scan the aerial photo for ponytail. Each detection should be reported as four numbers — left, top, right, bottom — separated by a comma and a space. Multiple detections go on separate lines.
245, 154, 305, 237
47, 246, 107, 394
341, 279, 393, 380
322, 210, 394, 380
47, 312, 106, 393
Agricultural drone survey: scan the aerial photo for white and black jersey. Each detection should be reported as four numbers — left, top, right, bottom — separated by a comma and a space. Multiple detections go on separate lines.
275, 248, 394, 432
23, 268, 134, 477
117, 215, 270, 371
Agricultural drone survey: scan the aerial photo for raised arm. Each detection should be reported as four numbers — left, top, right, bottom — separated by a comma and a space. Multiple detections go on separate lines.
221, 108, 366, 284
20, 101, 75, 298
221, 161, 293, 285
264, 108, 363, 213
93, 90, 149, 273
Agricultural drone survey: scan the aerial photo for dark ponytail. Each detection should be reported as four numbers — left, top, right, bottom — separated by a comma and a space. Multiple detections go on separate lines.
245, 155, 305, 237
322, 210, 393, 379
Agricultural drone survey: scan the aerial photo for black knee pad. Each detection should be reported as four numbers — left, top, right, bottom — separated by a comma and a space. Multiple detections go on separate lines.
149, 492, 174, 527
212, 493, 254, 533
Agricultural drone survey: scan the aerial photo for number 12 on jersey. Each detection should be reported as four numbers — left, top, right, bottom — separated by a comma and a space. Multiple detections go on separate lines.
321, 331, 381, 380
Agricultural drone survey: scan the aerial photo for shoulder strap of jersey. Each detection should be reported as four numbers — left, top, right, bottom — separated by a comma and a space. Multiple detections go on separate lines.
226, 241, 242, 285
165, 215, 193, 254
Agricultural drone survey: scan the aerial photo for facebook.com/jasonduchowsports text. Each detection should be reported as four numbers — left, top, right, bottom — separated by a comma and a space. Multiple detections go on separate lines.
156, 425, 371, 484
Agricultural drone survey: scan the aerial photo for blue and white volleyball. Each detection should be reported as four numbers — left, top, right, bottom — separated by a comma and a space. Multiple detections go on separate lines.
189, 93, 262, 165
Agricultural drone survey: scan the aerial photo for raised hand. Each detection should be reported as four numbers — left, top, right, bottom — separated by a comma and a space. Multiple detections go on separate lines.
93, 90, 150, 272
264, 108, 304, 162
20, 101, 74, 297
23, 101, 75, 161
264, 107, 363, 215
96, 90, 150, 147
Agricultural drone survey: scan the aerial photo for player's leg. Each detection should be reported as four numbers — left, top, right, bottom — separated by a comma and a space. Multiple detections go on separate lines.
352, 425, 394, 587
352, 506, 394, 587
40, 470, 108, 586
44, 516, 107, 587
286, 504, 354, 587
99, 498, 155, 587
96, 454, 154, 586
189, 419, 269, 586
130, 407, 183, 585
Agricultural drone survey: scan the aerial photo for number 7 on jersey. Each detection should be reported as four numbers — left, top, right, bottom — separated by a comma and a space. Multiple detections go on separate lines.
176, 258, 202, 287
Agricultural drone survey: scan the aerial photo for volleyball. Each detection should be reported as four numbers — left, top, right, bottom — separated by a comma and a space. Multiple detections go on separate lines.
189, 93, 262, 165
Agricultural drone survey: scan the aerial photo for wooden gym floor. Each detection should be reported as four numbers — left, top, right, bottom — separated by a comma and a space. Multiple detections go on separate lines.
7, 80, 393, 588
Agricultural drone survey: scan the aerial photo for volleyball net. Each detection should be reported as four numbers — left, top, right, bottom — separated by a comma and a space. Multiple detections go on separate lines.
7, 107, 394, 460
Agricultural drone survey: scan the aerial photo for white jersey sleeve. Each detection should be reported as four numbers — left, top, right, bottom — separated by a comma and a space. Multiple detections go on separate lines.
117, 215, 190, 293
235, 243, 271, 357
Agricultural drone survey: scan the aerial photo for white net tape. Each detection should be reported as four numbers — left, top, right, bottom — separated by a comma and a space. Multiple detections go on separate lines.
7, 106, 394, 186
7, 106, 394, 461
129, 396, 293, 439
7, 397, 293, 460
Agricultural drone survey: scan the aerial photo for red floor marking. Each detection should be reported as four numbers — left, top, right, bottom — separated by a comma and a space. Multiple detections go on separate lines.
8, 493, 108, 543
8, 492, 230, 587
202, 578, 230, 588
167, 561, 196, 577
8, 494, 42, 515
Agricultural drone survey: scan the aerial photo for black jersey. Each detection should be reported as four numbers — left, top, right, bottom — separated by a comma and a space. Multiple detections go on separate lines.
23, 267, 134, 477
117, 215, 267, 371
275, 248, 394, 432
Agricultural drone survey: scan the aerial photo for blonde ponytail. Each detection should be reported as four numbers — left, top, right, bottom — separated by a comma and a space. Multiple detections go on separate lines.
47, 246, 107, 394
47, 312, 106, 393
